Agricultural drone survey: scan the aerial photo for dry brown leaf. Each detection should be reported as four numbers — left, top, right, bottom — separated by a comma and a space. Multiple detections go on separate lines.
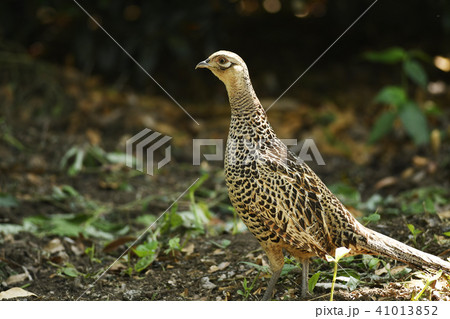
401, 167, 414, 179
208, 265, 219, 273
44, 238, 65, 254
209, 261, 230, 273
217, 261, 230, 270
86, 128, 101, 146
375, 263, 391, 276
110, 261, 127, 272
212, 248, 225, 255
103, 236, 136, 253
412, 156, 428, 167
389, 265, 408, 276
0, 287, 37, 300
5, 273, 28, 286
374, 176, 398, 190
181, 243, 195, 256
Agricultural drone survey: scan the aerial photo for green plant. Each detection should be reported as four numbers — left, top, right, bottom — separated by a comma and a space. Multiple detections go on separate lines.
237, 270, 261, 301
407, 224, 423, 247
24, 185, 129, 239
364, 47, 434, 146
325, 247, 350, 301
164, 237, 181, 256
362, 212, 381, 226
85, 244, 102, 263
210, 239, 231, 249
133, 240, 159, 272
60, 144, 130, 176
411, 270, 443, 301
308, 271, 321, 294
0, 118, 24, 150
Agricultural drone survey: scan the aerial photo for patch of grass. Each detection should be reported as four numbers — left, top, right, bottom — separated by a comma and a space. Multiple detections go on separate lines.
411, 270, 443, 301
60, 144, 131, 176
237, 270, 261, 301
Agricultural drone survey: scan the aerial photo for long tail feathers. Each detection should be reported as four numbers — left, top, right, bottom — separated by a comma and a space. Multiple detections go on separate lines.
361, 228, 450, 273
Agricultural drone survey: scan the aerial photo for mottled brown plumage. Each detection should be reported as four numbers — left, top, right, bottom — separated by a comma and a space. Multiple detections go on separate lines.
196, 50, 450, 300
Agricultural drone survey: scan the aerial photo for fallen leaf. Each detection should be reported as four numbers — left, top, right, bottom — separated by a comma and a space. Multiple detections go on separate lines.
217, 261, 230, 271
103, 236, 136, 253
44, 238, 65, 254
0, 287, 37, 300
86, 128, 101, 146
208, 265, 219, 273
401, 167, 414, 179
181, 243, 194, 256
390, 265, 409, 276
110, 261, 127, 272
212, 248, 225, 255
5, 273, 28, 286
412, 156, 428, 167
374, 176, 398, 190
180, 288, 189, 298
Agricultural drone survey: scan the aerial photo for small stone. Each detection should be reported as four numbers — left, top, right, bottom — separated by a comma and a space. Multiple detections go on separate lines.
200, 277, 216, 290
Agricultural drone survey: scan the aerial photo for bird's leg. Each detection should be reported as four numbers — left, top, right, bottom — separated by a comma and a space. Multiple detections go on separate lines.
260, 242, 284, 301
300, 258, 309, 297
262, 268, 282, 301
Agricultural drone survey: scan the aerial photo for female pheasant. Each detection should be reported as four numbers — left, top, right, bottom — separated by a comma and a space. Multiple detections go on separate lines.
196, 50, 450, 300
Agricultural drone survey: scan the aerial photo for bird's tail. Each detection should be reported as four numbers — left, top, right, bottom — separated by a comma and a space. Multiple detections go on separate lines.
359, 227, 450, 273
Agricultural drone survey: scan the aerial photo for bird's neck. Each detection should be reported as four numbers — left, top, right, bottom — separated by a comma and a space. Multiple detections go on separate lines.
226, 77, 276, 140
226, 76, 263, 116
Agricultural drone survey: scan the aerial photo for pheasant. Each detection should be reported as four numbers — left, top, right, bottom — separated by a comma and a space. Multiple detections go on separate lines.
196, 50, 450, 300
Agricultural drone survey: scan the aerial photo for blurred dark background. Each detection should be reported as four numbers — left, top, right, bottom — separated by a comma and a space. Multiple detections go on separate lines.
2, 0, 450, 102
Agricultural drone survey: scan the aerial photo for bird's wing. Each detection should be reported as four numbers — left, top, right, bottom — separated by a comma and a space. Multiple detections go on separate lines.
248, 148, 333, 256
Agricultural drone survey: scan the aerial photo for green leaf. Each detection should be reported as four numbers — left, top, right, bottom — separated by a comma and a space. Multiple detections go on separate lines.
346, 276, 360, 291
134, 241, 158, 258
407, 224, 422, 236
135, 255, 156, 272
363, 47, 407, 64
328, 183, 361, 207
368, 257, 380, 270
369, 111, 396, 143
239, 262, 270, 273
0, 194, 18, 207
443, 232, 450, 237
0, 223, 24, 234
424, 197, 435, 214
374, 86, 407, 106
280, 263, 298, 277
62, 267, 79, 278
308, 272, 321, 293
399, 102, 429, 145
403, 59, 428, 88
362, 212, 380, 225
136, 214, 157, 226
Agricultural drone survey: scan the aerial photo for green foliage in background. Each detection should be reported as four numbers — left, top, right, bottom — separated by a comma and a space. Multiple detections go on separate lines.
364, 47, 434, 146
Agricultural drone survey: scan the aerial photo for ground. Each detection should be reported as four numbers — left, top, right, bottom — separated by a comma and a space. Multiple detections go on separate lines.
1, 59, 450, 301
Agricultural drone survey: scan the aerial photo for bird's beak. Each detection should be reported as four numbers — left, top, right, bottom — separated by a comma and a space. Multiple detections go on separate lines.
195, 58, 211, 69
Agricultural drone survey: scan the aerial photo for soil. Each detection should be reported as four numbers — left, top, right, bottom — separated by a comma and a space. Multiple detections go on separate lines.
1, 65, 450, 301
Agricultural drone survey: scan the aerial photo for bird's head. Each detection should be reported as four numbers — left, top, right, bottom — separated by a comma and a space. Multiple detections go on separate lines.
195, 50, 250, 91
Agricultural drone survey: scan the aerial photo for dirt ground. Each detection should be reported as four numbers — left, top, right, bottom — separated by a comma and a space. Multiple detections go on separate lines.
1, 63, 450, 301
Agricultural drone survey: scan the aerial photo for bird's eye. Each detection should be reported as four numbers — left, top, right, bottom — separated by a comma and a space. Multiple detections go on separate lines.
217, 57, 231, 69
